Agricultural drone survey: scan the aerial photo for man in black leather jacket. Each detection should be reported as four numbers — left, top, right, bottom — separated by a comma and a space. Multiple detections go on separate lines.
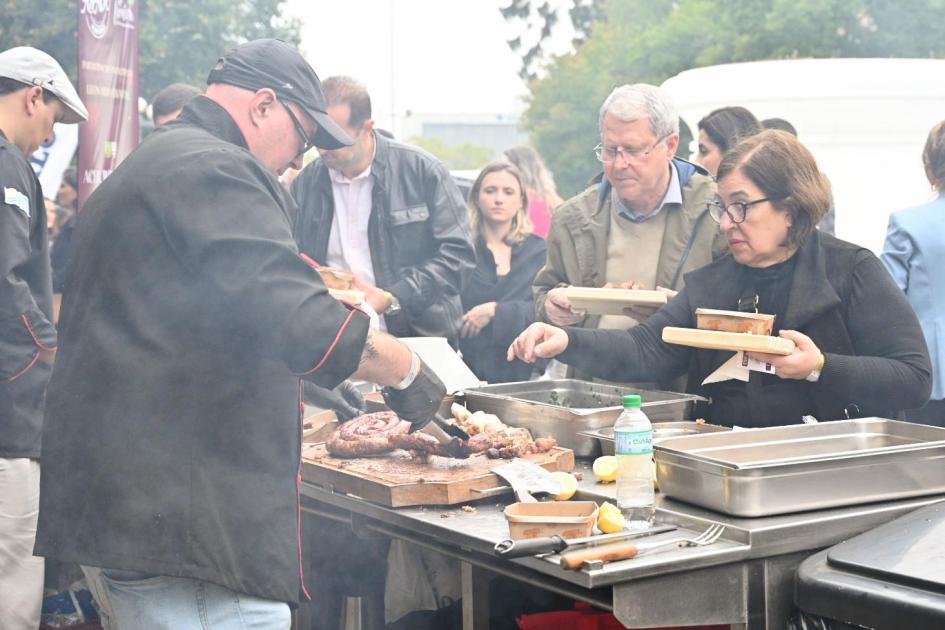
291, 76, 475, 347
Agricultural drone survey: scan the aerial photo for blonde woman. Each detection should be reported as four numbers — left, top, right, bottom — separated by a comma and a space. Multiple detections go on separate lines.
502, 146, 564, 239
460, 162, 547, 382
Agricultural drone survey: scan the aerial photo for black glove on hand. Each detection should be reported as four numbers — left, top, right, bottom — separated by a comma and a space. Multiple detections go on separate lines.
302, 380, 367, 422
382, 356, 446, 429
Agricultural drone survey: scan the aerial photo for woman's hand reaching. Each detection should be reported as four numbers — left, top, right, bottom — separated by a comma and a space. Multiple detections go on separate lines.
507, 323, 569, 363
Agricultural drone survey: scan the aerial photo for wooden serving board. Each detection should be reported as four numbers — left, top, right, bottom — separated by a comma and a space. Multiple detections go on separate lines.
301, 443, 575, 507
662, 326, 796, 355
328, 288, 366, 304
564, 287, 667, 316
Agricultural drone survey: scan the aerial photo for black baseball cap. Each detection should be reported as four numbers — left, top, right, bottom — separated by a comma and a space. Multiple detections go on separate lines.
207, 39, 353, 150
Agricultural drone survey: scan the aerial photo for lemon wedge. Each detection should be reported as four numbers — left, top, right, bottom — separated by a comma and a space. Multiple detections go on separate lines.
598, 501, 621, 518
598, 510, 627, 534
550, 471, 578, 501
592, 456, 618, 483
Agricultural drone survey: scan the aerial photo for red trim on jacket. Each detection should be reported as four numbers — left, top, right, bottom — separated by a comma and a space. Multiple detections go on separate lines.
296, 308, 358, 376
21, 313, 57, 351
1, 351, 40, 383
299, 253, 322, 269
297, 381, 312, 601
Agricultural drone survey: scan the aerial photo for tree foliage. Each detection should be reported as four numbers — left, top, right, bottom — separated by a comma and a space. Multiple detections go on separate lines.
519, 0, 945, 197
501, 0, 603, 81
406, 136, 494, 172
0, 0, 300, 102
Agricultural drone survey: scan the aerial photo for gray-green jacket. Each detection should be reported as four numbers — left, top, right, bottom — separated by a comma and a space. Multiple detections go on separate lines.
534, 159, 727, 330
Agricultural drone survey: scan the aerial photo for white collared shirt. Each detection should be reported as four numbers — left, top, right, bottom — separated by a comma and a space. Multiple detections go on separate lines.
325, 154, 386, 330
325, 164, 375, 282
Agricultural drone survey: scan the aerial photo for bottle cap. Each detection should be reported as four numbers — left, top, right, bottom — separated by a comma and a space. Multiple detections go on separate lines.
622, 394, 642, 408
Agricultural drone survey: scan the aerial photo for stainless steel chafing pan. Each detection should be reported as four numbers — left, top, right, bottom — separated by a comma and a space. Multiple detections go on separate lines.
580, 422, 730, 456
454, 379, 705, 457
654, 418, 945, 517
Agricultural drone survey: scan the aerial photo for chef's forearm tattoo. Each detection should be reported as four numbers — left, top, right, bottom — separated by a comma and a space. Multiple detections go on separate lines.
360, 331, 380, 365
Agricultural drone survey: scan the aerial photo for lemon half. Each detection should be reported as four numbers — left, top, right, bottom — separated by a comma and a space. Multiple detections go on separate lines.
592, 456, 618, 483
598, 501, 621, 518
551, 471, 578, 501
598, 510, 627, 534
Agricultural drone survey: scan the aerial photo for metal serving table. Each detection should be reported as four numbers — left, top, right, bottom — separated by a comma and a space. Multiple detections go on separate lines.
300, 459, 944, 630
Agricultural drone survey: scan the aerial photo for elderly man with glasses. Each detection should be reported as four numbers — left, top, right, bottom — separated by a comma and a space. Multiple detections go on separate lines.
533, 83, 727, 382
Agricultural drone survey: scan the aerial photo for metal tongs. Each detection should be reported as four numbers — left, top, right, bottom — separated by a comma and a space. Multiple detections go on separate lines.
414, 412, 472, 459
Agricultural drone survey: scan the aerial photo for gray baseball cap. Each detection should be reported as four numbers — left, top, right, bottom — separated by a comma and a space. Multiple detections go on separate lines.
0, 47, 88, 124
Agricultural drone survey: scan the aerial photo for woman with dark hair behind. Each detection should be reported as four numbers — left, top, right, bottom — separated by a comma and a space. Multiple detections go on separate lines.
510, 130, 931, 427
460, 161, 546, 383
761, 116, 798, 136
696, 106, 762, 178
881, 119, 945, 426
501, 145, 563, 239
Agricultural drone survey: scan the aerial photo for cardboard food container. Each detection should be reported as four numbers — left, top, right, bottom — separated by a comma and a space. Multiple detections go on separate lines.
504, 501, 598, 540
318, 267, 355, 290
695, 308, 775, 335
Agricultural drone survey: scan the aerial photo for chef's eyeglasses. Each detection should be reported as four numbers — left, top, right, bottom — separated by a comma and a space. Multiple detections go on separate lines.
280, 99, 315, 156
594, 134, 669, 164
707, 197, 774, 224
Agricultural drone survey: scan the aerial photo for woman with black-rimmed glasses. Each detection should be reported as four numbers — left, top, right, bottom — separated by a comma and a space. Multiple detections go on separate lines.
508, 130, 932, 428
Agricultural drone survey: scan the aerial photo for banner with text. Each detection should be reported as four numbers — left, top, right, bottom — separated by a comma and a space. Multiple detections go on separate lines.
77, 0, 139, 209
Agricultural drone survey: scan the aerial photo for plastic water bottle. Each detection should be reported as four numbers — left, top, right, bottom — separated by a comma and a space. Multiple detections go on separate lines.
614, 394, 654, 528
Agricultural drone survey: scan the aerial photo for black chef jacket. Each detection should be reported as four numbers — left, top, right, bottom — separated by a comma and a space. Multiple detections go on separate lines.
0, 130, 56, 458
35, 97, 369, 603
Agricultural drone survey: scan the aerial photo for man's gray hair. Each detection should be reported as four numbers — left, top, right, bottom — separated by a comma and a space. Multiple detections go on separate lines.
599, 84, 679, 138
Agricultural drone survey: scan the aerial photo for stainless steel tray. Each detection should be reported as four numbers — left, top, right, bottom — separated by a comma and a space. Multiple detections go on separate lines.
654, 418, 945, 517
455, 379, 704, 457
580, 422, 730, 456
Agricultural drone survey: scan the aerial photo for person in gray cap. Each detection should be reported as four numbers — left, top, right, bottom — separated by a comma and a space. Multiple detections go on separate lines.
0, 45, 87, 630
34, 39, 448, 629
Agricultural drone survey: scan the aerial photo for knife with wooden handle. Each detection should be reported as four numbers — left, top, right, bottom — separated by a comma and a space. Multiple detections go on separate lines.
560, 539, 648, 570
495, 525, 676, 558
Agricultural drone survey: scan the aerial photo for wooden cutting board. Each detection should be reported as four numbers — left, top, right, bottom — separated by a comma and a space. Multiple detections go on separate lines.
564, 286, 667, 316
301, 443, 575, 507
662, 326, 796, 355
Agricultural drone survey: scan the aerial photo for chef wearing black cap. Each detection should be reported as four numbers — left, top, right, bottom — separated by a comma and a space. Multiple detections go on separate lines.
34, 39, 445, 628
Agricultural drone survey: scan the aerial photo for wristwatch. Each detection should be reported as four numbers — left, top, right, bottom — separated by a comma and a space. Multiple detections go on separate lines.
384, 291, 402, 315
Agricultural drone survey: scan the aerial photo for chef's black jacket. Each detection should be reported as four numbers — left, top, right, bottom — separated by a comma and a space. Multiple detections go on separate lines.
0, 130, 56, 459
35, 97, 369, 603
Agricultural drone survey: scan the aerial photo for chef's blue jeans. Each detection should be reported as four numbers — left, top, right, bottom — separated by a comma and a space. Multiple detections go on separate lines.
84, 567, 290, 630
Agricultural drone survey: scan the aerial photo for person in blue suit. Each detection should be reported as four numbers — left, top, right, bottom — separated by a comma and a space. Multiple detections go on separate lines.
881, 119, 945, 426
